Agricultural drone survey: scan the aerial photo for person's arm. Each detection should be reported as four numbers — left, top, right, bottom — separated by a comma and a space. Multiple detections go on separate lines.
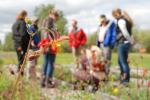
80, 29, 87, 45
118, 19, 133, 44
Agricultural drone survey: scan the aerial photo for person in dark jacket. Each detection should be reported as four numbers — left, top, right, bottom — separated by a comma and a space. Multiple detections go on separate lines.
12, 10, 30, 75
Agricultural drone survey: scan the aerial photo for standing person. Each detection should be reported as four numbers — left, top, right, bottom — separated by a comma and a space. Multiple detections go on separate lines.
112, 8, 134, 84
96, 15, 116, 75
12, 10, 30, 75
68, 20, 87, 68
27, 17, 40, 80
40, 9, 60, 88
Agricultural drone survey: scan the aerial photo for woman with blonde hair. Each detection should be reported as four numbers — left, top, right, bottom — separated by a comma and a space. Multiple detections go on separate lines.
112, 8, 134, 85
12, 10, 30, 75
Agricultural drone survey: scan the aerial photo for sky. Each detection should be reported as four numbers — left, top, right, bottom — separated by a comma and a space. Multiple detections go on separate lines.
0, 0, 150, 43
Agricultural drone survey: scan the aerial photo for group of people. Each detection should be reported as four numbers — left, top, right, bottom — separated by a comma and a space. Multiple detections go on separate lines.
70, 8, 134, 87
12, 8, 134, 89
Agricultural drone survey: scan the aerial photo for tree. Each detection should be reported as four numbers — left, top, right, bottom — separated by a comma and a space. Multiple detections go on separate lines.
3, 33, 14, 51
34, 4, 67, 35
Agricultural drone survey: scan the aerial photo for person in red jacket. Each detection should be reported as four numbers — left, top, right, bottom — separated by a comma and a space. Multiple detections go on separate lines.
68, 20, 87, 68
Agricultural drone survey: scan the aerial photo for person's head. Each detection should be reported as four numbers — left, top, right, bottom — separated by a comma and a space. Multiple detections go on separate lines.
32, 17, 39, 25
17, 10, 27, 20
71, 19, 78, 28
112, 8, 122, 19
99, 14, 107, 25
48, 9, 59, 21
112, 8, 133, 26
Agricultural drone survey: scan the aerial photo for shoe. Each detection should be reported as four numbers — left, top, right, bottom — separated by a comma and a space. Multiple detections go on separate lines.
47, 80, 55, 88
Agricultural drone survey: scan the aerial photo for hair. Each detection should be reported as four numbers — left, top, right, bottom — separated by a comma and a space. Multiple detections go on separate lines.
49, 9, 59, 17
123, 11, 133, 27
72, 19, 78, 24
100, 14, 106, 18
17, 10, 27, 20
32, 17, 39, 24
112, 8, 133, 27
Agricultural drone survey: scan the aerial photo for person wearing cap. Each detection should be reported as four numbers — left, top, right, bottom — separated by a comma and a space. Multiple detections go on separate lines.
27, 17, 40, 80
68, 20, 87, 68
12, 10, 30, 75
96, 14, 116, 75
40, 9, 60, 88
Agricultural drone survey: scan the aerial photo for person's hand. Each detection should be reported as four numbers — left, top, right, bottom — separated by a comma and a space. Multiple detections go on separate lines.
17, 47, 22, 52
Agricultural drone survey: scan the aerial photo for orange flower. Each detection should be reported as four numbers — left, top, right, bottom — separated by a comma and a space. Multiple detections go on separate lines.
140, 48, 146, 53
143, 69, 148, 77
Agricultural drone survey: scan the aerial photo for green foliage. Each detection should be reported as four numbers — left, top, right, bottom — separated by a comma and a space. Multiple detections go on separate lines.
86, 32, 97, 47
0, 59, 3, 66
60, 41, 72, 53
129, 29, 150, 53
0, 72, 42, 100
2, 33, 14, 51
137, 30, 150, 53
0, 73, 11, 93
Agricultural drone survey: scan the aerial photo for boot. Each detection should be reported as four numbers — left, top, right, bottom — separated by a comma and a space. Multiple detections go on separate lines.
46, 78, 55, 88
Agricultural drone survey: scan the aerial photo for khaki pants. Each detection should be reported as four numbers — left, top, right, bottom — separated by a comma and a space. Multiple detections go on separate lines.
72, 46, 83, 68
27, 50, 38, 80
101, 45, 112, 75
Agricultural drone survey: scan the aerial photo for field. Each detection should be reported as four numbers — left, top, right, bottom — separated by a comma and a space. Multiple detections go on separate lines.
0, 51, 150, 69
0, 51, 150, 100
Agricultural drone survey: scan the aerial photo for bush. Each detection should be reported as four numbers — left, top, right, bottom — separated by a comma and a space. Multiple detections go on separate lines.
86, 32, 97, 47
60, 41, 72, 53
135, 30, 150, 53
2, 33, 14, 51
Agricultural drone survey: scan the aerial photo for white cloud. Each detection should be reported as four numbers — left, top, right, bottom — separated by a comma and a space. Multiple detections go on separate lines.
0, 0, 150, 40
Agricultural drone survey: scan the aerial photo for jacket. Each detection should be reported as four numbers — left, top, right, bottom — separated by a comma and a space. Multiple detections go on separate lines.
12, 19, 30, 50
96, 21, 116, 49
69, 28, 87, 48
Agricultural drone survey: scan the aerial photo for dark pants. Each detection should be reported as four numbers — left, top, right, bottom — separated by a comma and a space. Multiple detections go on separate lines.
15, 36, 30, 71
15, 49, 25, 67
118, 43, 131, 83
43, 53, 56, 79
15, 44, 28, 71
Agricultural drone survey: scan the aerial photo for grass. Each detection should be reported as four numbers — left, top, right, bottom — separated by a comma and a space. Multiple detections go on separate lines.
0, 51, 150, 69
0, 51, 150, 100
0, 68, 43, 100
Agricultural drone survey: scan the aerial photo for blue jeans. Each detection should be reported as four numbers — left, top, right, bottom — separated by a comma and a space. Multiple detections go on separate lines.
43, 53, 56, 78
118, 43, 131, 83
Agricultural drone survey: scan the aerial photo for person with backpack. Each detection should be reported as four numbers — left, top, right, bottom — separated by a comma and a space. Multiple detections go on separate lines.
112, 8, 134, 84
12, 10, 30, 75
96, 14, 116, 75
27, 17, 40, 80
